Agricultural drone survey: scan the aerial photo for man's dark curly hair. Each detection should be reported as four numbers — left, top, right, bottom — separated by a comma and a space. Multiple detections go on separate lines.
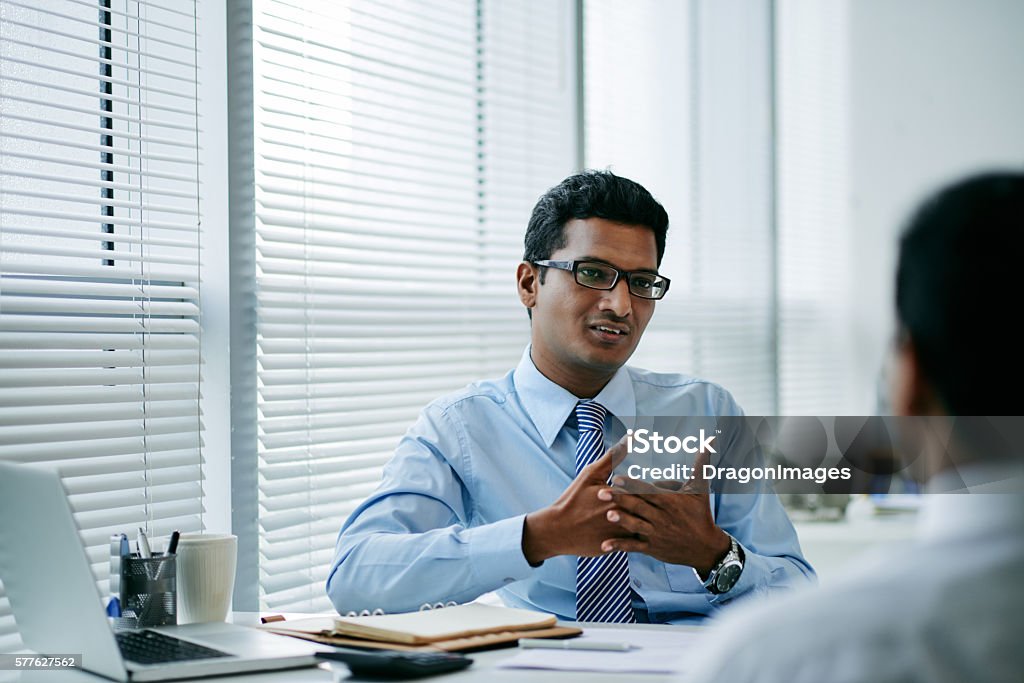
523, 170, 669, 269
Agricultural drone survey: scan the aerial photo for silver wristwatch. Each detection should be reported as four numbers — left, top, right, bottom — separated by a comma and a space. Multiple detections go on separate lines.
695, 534, 744, 595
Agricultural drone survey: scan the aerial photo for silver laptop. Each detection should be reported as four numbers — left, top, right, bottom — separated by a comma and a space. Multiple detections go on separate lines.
0, 461, 323, 681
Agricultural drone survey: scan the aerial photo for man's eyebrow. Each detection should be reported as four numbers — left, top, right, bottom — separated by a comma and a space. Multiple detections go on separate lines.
578, 255, 660, 275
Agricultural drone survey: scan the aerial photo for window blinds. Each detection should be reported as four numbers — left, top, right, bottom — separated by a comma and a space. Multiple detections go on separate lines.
584, 0, 777, 415
0, 0, 203, 651
248, 0, 575, 612
776, 0, 854, 415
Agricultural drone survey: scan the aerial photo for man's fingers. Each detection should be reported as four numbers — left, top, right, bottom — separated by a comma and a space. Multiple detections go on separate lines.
586, 439, 629, 482
608, 491, 661, 522
606, 438, 630, 469
601, 537, 649, 554
585, 449, 613, 482
683, 449, 712, 493
610, 475, 662, 495
603, 478, 682, 512
606, 508, 655, 538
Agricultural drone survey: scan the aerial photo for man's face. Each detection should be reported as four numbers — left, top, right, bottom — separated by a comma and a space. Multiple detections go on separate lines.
525, 217, 659, 381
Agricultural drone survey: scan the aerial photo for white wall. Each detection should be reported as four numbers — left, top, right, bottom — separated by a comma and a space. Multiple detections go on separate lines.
846, 0, 1024, 410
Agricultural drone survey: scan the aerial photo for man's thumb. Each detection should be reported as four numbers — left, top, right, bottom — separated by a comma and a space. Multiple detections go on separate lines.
588, 438, 629, 482
685, 449, 712, 493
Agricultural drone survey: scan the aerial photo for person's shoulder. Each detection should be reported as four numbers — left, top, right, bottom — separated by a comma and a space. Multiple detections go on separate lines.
626, 365, 730, 392
689, 561, 911, 682
425, 369, 518, 416
626, 366, 743, 415
689, 539, 1015, 683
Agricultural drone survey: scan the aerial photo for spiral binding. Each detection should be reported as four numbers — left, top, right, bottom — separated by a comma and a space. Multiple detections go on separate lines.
340, 601, 458, 618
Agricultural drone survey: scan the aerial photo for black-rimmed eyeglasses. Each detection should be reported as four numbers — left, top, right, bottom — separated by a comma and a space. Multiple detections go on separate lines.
532, 260, 670, 300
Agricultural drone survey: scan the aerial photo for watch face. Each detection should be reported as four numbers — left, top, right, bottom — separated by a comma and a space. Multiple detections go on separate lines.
715, 564, 742, 592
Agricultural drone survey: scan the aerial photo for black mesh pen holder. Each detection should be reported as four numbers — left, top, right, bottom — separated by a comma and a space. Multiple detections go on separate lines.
120, 555, 177, 628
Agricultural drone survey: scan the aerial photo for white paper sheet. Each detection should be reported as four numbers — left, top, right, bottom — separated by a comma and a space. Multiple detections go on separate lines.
497, 627, 704, 674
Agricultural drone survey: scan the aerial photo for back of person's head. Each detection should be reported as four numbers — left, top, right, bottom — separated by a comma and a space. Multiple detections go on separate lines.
896, 170, 1024, 416
523, 170, 669, 266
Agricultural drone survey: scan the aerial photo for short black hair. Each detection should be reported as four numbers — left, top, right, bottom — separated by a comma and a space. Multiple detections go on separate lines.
524, 170, 669, 266
895, 170, 1024, 415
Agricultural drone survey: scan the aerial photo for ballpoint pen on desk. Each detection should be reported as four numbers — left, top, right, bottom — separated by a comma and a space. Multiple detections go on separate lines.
137, 527, 152, 559
518, 639, 638, 652
150, 530, 180, 583
166, 529, 180, 555
110, 534, 122, 595
112, 533, 129, 595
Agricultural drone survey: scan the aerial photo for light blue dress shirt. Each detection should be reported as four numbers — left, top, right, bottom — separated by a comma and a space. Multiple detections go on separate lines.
327, 347, 815, 622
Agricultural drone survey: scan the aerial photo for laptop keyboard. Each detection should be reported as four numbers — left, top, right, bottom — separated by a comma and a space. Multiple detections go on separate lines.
116, 630, 231, 665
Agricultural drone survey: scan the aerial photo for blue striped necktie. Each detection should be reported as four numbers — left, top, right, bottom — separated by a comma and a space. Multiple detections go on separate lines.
574, 401, 636, 623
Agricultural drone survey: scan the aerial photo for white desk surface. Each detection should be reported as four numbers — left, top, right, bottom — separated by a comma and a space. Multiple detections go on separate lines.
4, 505, 917, 682
2, 619, 701, 683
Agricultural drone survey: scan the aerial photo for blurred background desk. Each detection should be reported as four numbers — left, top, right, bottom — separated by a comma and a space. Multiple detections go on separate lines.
793, 496, 918, 585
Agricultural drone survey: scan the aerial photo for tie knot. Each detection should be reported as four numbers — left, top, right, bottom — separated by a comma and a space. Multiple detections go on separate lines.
575, 401, 607, 434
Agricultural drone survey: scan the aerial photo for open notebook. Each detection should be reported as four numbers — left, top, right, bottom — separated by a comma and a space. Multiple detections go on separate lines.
259, 604, 580, 651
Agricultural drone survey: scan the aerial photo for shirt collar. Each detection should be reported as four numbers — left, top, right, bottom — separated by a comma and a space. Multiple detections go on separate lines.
513, 345, 636, 447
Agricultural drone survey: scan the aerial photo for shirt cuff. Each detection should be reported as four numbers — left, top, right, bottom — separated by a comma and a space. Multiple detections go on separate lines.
464, 514, 534, 588
706, 540, 768, 605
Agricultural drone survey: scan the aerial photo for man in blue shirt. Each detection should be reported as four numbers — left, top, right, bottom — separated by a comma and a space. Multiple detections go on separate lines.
327, 171, 813, 622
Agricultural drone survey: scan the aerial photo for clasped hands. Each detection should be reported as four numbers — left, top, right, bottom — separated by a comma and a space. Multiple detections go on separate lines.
522, 440, 730, 577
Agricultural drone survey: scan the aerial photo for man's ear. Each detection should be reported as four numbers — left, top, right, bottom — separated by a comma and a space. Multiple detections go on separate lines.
890, 335, 942, 416
517, 261, 538, 310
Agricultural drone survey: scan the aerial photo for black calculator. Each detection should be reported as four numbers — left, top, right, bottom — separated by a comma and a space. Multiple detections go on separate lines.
316, 649, 473, 679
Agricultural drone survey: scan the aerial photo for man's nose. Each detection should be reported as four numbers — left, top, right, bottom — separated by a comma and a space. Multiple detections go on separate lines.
598, 278, 632, 317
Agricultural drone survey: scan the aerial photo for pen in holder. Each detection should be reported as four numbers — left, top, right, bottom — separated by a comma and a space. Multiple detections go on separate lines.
119, 554, 177, 629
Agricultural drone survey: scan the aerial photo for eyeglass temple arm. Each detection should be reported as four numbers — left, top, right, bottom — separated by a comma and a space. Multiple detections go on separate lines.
533, 260, 573, 269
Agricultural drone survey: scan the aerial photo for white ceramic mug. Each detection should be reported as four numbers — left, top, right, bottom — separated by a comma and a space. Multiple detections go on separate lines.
175, 533, 237, 624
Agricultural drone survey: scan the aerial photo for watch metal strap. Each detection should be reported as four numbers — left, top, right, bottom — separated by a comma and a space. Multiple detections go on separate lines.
697, 534, 741, 594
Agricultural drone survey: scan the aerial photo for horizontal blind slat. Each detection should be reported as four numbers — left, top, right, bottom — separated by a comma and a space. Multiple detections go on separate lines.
0, 384, 198, 408
0, 432, 202, 463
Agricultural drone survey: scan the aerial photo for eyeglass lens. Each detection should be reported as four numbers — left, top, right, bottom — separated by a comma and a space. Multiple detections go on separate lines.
575, 262, 665, 299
